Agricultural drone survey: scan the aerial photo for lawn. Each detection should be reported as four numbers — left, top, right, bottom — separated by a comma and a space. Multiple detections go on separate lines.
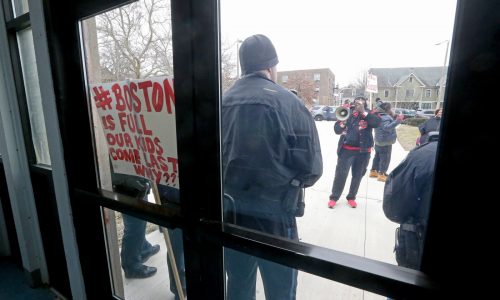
396, 124, 420, 151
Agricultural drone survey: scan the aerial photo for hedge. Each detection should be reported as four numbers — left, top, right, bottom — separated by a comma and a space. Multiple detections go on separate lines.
403, 117, 427, 127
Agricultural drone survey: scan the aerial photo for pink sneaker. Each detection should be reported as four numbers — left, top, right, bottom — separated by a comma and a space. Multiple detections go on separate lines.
328, 199, 336, 208
347, 199, 357, 208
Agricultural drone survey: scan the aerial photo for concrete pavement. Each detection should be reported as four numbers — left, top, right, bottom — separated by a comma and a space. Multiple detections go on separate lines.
293, 121, 408, 299
123, 120, 410, 300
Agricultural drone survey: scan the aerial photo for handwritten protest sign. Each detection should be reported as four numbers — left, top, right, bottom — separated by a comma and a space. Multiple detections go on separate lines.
91, 77, 179, 188
366, 73, 378, 93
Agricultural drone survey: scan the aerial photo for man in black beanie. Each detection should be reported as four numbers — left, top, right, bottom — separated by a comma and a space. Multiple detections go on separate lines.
222, 34, 323, 300
238, 34, 279, 77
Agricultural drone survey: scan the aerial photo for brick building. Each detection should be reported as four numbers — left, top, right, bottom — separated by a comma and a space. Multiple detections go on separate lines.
277, 68, 335, 107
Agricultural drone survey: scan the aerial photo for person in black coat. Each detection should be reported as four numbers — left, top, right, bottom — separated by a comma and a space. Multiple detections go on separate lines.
418, 108, 442, 145
383, 135, 438, 269
222, 34, 323, 300
157, 185, 185, 300
111, 171, 160, 279
328, 96, 381, 209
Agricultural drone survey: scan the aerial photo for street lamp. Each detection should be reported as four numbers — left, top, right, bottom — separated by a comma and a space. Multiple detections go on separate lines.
435, 40, 450, 109
235, 39, 243, 78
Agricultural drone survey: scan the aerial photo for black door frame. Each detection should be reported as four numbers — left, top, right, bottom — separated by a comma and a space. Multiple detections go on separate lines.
40, 0, 499, 299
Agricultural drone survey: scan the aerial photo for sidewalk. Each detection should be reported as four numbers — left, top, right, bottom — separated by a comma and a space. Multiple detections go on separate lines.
123, 121, 410, 300
293, 121, 407, 299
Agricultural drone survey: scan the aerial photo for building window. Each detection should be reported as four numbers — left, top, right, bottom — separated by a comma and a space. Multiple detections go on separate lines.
425, 89, 432, 97
384, 90, 389, 97
421, 102, 432, 109
282, 75, 288, 83
409, 77, 413, 83
314, 73, 320, 81
406, 89, 414, 97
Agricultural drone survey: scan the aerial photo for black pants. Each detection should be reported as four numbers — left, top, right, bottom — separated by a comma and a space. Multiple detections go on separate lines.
371, 145, 393, 174
331, 149, 370, 200
224, 188, 298, 300
167, 228, 186, 300
120, 213, 153, 272
225, 213, 298, 300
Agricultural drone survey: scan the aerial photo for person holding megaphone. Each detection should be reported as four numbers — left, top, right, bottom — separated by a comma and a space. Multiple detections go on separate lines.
328, 96, 381, 209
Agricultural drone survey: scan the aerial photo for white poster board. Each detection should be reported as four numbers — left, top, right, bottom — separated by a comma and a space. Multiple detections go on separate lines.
90, 77, 179, 188
366, 73, 378, 93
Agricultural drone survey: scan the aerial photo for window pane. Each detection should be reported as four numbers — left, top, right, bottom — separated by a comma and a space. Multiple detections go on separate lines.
11, 0, 29, 17
102, 207, 185, 299
17, 28, 51, 166
220, 0, 455, 297
81, 1, 179, 298
81, 0, 177, 193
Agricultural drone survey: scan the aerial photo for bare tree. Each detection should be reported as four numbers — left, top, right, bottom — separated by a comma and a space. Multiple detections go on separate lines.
221, 40, 237, 92
96, 0, 237, 87
282, 73, 316, 106
96, 0, 172, 80
350, 70, 367, 91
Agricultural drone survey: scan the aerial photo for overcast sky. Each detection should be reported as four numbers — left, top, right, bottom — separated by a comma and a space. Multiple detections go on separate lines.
220, 0, 457, 86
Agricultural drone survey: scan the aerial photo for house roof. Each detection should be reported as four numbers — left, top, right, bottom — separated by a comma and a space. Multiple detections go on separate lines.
278, 68, 334, 76
369, 67, 447, 87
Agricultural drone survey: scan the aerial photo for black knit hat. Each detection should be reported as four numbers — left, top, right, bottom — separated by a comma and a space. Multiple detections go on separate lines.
239, 34, 279, 75
380, 102, 391, 112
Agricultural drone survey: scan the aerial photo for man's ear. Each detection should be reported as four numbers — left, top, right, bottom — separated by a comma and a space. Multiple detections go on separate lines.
264, 68, 272, 79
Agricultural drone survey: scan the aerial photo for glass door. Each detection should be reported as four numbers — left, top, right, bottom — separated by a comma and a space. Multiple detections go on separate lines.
38, 0, 498, 299
42, 0, 224, 298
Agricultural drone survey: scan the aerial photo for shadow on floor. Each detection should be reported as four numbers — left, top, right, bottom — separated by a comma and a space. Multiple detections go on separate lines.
0, 259, 56, 300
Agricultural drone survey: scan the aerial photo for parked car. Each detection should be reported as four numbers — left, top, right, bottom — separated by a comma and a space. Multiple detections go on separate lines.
310, 105, 337, 121
394, 108, 416, 119
415, 109, 435, 119
309, 105, 322, 113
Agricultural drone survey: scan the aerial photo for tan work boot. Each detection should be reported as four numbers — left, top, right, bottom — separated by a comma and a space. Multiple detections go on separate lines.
377, 173, 387, 182
369, 170, 378, 178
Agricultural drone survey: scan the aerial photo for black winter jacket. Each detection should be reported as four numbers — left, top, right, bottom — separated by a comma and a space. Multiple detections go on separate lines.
383, 140, 437, 225
419, 116, 441, 144
334, 109, 381, 152
222, 73, 323, 191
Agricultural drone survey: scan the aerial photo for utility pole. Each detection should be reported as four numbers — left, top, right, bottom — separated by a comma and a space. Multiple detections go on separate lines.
436, 40, 449, 109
